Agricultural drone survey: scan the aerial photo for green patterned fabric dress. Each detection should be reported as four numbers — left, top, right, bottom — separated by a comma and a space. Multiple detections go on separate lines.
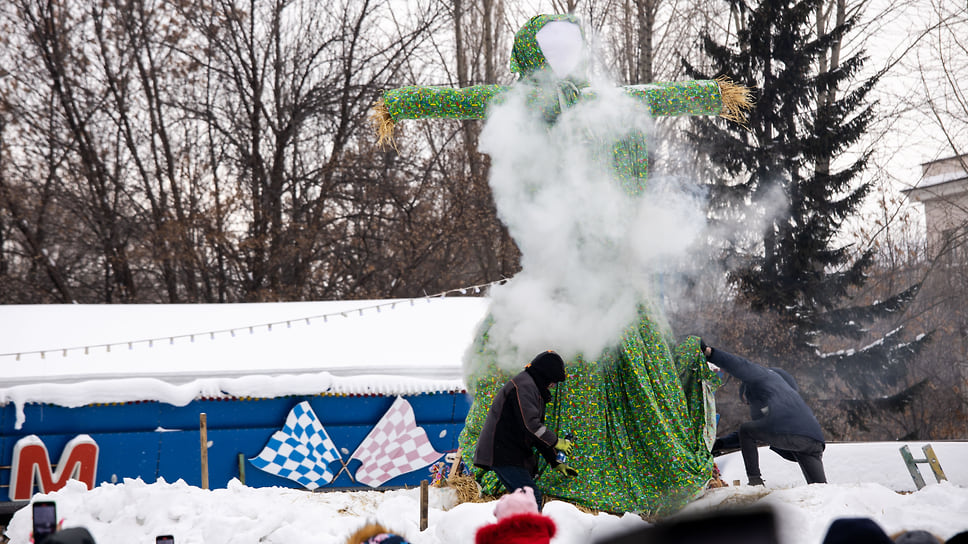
378, 14, 727, 515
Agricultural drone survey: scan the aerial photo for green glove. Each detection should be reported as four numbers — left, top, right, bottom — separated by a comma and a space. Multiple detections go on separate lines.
554, 464, 578, 477
554, 438, 573, 455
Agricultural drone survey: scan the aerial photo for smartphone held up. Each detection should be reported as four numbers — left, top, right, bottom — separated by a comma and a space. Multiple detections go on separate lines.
32, 501, 58, 544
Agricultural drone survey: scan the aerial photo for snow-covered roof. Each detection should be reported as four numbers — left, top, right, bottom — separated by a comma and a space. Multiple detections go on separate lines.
0, 297, 490, 411
910, 169, 968, 191
904, 156, 968, 200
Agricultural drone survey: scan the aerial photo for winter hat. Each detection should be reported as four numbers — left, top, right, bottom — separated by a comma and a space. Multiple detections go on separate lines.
359, 535, 407, 544
946, 531, 968, 544
475, 512, 556, 544
822, 518, 893, 544
44, 528, 96, 544
526, 351, 566, 383
494, 487, 539, 520
894, 530, 944, 544
345, 522, 410, 544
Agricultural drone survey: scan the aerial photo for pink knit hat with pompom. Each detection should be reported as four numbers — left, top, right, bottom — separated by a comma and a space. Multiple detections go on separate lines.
493, 487, 539, 520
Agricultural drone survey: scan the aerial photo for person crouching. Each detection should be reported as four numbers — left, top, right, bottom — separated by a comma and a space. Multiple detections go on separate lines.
473, 350, 577, 510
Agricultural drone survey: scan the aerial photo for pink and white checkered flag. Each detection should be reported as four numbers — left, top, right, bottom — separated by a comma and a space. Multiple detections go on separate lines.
349, 396, 443, 487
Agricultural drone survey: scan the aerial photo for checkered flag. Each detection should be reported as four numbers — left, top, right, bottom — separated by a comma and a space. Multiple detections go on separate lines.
249, 401, 343, 490
350, 396, 443, 487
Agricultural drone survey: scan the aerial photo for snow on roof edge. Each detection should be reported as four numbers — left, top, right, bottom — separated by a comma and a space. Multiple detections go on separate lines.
908, 169, 968, 191
0, 296, 490, 428
0, 371, 469, 430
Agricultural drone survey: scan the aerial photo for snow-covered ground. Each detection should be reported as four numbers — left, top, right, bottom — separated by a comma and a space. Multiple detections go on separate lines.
4, 442, 967, 544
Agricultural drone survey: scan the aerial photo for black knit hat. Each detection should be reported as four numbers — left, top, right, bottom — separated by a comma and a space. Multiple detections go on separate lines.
526, 350, 566, 383
946, 531, 968, 544
895, 531, 943, 544
45, 528, 97, 544
822, 518, 893, 544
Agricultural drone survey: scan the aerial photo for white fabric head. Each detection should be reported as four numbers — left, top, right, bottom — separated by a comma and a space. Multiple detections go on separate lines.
536, 21, 584, 78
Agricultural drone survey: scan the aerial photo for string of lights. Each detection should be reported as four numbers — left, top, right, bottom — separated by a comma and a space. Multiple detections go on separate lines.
1, 278, 508, 361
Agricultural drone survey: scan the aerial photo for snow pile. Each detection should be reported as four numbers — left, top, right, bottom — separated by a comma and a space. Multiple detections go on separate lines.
5, 444, 967, 544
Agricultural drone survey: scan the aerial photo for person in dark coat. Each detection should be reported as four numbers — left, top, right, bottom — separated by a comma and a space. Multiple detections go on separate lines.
702, 341, 827, 486
473, 350, 577, 510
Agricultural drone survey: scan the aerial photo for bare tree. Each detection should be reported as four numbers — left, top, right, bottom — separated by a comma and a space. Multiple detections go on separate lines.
916, 0, 967, 161
7, 0, 143, 301
0, 0, 451, 303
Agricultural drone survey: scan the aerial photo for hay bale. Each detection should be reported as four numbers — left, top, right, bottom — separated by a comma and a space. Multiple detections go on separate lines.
443, 474, 487, 504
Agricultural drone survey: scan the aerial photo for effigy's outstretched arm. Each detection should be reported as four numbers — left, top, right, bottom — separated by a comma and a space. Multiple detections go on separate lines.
371, 85, 508, 147
623, 77, 752, 124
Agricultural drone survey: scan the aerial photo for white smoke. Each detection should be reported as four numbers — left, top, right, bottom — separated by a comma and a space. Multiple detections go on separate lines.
474, 74, 708, 369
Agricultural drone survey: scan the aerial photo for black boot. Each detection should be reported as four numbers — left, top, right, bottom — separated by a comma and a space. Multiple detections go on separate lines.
747, 475, 765, 486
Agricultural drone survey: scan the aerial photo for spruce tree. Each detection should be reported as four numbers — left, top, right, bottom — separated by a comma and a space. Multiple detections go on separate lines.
685, 0, 932, 438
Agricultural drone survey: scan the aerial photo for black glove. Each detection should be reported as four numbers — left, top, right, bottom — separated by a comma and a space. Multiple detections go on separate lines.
700, 338, 712, 359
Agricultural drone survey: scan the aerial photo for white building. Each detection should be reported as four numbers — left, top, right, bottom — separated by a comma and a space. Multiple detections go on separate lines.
903, 154, 968, 428
903, 154, 968, 258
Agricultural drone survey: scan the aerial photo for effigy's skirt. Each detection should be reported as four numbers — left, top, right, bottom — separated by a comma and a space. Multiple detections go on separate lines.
458, 307, 721, 516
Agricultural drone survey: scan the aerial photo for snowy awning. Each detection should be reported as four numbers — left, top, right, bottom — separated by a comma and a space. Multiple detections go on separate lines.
0, 297, 491, 408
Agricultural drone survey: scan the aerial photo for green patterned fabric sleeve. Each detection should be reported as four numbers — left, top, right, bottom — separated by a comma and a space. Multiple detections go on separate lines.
382, 85, 508, 121
624, 80, 723, 117
674, 335, 723, 452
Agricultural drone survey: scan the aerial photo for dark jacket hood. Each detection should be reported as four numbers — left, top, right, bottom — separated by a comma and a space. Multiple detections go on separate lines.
526, 350, 566, 382
525, 350, 566, 402
741, 367, 798, 402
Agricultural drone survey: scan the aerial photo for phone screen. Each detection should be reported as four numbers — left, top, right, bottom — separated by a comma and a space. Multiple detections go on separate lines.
32, 501, 57, 544
156, 535, 175, 544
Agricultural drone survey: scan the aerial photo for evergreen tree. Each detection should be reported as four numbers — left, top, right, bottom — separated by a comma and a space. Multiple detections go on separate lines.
685, 0, 932, 438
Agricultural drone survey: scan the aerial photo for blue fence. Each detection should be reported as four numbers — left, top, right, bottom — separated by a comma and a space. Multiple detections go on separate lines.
0, 392, 472, 500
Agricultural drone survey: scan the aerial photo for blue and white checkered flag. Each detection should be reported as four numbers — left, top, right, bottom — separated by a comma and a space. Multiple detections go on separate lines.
249, 401, 343, 490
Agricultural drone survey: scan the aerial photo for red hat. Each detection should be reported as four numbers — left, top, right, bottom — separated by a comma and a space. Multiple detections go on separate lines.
474, 512, 556, 544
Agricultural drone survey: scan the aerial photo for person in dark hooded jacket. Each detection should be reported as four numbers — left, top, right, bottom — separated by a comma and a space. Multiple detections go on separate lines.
702, 341, 827, 486
473, 350, 577, 510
